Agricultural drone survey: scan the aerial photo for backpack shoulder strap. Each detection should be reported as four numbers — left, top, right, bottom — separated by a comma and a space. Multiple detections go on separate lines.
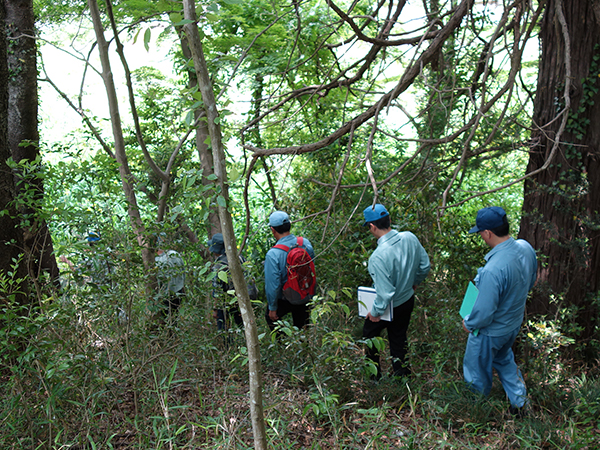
273, 244, 290, 252
296, 236, 304, 247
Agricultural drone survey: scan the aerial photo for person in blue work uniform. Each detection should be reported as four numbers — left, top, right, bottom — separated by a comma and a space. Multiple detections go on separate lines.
362, 204, 430, 379
264, 211, 315, 330
462, 206, 537, 416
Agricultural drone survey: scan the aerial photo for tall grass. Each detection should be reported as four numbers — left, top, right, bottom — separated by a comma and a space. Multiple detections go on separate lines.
1, 278, 598, 449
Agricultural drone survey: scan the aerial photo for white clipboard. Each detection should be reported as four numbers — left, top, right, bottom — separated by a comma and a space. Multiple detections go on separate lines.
358, 286, 393, 321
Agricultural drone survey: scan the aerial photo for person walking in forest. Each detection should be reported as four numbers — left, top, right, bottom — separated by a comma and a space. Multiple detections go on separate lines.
155, 236, 186, 323
462, 206, 537, 416
362, 203, 430, 379
59, 231, 114, 290
264, 211, 316, 331
209, 232, 257, 331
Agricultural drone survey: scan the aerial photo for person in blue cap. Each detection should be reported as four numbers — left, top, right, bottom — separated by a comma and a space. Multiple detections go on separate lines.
362, 204, 430, 379
264, 210, 315, 330
462, 206, 537, 416
60, 231, 114, 288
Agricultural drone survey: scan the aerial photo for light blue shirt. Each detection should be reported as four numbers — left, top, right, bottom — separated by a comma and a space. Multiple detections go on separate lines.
368, 230, 430, 317
264, 234, 315, 311
156, 250, 185, 294
464, 237, 537, 336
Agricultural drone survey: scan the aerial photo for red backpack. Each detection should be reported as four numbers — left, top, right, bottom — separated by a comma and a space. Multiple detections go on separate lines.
273, 237, 316, 305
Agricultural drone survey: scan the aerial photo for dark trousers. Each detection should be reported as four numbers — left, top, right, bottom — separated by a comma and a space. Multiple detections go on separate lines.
265, 298, 310, 331
158, 289, 184, 323
216, 306, 243, 331
363, 296, 414, 378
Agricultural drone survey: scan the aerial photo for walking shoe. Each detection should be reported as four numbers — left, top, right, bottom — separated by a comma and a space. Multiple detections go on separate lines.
508, 405, 528, 419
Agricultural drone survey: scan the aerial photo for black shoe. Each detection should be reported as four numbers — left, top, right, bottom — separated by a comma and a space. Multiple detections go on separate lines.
508, 405, 528, 419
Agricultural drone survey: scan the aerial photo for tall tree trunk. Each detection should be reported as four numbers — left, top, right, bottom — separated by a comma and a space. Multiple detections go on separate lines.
519, 0, 600, 350
182, 2, 268, 449
6, 0, 59, 290
178, 33, 220, 238
0, 0, 28, 305
87, 0, 153, 271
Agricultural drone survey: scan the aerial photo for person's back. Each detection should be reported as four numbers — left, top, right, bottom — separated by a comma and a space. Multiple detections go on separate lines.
156, 249, 185, 294
264, 211, 315, 330
470, 237, 536, 335
368, 230, 430, 314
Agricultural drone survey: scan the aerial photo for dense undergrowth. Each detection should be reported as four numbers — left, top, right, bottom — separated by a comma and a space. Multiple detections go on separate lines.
1, 274, 598, 449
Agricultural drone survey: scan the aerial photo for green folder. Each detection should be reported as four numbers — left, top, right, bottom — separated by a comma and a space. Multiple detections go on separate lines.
460, 281, 479, 336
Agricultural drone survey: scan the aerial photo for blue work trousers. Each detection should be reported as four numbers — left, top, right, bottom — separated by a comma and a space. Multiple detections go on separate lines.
463, 327, 527, 408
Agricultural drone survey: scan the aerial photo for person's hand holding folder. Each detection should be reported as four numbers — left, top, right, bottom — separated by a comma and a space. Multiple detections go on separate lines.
460, 281, 479, 336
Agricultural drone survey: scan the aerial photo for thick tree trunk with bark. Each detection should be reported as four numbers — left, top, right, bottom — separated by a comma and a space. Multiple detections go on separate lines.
519, 0, 600, 346
6, 0, 59, 289
0, 1, 28, 304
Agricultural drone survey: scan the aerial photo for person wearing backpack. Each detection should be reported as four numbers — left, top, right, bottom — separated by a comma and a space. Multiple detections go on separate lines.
264, 211, 316, 331
209, 233, 258, 331
362, 204, 430, 379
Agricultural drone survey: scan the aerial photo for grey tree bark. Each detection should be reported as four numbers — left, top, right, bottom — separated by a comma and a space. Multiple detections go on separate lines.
6, 0, 59, 290
87, 0, 154, 272
0, 0, 28, 305
182, 1, 268, 448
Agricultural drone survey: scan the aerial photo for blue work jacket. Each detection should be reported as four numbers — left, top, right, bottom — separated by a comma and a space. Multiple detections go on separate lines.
464, 238, 537, 336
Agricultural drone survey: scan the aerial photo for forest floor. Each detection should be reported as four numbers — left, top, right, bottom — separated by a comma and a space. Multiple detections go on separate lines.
2, 298, 599, 449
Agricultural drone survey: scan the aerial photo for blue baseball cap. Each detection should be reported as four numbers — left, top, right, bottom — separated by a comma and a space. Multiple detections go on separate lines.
269, 211, 290, 227
87, 231, 101, 242
363, 204, 389, 226
469, 206, 507, 233
208, 233, 225, 254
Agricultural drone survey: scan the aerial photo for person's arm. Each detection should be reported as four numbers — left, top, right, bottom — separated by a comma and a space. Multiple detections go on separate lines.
264, 249, 283, 312
463, 270, 501, 331
367, 255, 394, 318
414, 241, 431, 286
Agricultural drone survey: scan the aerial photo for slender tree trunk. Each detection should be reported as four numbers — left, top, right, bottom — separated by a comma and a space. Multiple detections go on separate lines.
0, 0, 28, 305
519, 0, 600, 350
182, 2, 268, 448
178, 33, 220, 237
87, 0, 153, 271
6, 0, 59, 290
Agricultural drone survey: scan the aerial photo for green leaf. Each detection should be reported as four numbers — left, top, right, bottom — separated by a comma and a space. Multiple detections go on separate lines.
218, 270, 228, 283
216, 195, 227, 208
132, 27, 141, 45
185, 110, 194, 126
206, 13, 219, 23
169, 12, 182, 24
143, 28, 151, 52
228, 166, 240, 182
